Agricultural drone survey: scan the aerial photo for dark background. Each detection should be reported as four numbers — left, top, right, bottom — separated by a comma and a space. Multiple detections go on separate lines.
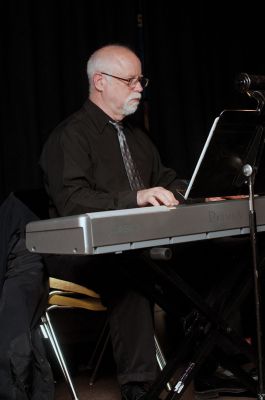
0, 0, 263, 202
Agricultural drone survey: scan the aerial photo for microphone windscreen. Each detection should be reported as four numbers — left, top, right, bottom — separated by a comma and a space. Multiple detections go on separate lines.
235, 73, 265, 93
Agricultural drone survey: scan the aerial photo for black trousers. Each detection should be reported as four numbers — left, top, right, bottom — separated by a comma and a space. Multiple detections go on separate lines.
45, 251, 158, 385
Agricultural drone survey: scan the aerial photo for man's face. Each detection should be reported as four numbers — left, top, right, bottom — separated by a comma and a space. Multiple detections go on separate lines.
101, 52, 144, 119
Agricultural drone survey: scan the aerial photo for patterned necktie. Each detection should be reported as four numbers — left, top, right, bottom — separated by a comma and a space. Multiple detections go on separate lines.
109, 121, 145, 190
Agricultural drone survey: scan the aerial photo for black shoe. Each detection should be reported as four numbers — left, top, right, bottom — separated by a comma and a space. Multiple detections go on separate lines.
121, 382, 151, 400
194, 374, 249, 399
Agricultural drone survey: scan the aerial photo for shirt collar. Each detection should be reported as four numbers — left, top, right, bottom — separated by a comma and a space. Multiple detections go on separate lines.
82, 99, 111, 134
83, 99, 128, 134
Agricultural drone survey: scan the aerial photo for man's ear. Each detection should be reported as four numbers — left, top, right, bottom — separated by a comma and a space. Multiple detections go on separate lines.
93, 73, 104, 92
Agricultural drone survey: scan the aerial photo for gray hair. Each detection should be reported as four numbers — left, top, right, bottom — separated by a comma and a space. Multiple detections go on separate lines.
86, 44, 136, 94
87, 49, 108, 85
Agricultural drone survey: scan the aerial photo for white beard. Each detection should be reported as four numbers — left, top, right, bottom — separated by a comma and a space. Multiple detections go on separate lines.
122, 93, 141, 116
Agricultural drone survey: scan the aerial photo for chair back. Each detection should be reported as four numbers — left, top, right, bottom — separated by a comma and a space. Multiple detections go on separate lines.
48, 277, 107, 312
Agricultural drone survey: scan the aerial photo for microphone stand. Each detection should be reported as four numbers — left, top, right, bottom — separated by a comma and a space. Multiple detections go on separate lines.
243, 163, 265, 400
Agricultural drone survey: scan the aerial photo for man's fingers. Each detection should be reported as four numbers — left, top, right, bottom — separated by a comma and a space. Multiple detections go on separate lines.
137, 187, 179, 207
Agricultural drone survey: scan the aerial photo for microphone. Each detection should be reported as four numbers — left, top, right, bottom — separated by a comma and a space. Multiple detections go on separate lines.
235, 73, 265, 93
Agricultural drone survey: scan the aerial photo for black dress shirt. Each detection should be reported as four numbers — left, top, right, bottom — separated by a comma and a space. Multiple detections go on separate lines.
40, 99, 180, 217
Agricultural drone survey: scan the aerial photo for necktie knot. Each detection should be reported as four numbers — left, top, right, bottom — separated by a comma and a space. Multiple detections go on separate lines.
109, 120, 123, 132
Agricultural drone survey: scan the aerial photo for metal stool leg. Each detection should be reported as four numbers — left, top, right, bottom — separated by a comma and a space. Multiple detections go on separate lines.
41, 311, 79, 400
154, 334, 172, 391
88, 318, 111, 386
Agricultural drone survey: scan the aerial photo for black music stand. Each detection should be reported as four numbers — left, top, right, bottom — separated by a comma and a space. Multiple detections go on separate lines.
185, 108, 265, 199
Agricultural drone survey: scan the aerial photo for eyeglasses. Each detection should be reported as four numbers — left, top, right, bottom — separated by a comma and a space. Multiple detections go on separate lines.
100, 72, 149, 89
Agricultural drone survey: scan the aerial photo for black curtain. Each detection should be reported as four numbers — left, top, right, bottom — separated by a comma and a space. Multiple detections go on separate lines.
142, 1, 264, 177
0, 0, 264, 201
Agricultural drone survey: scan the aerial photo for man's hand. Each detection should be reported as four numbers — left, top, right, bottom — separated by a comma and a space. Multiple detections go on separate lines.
137, 187, 179, 207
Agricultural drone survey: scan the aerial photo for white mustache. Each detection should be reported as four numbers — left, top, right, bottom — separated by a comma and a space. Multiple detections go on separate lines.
127, 93, 142, 102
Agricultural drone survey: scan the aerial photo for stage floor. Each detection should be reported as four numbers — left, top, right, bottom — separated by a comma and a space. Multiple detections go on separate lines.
54, 370, 256, 400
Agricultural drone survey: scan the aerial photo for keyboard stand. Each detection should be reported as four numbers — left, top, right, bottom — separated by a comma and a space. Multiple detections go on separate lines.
139, 252, 259, 400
